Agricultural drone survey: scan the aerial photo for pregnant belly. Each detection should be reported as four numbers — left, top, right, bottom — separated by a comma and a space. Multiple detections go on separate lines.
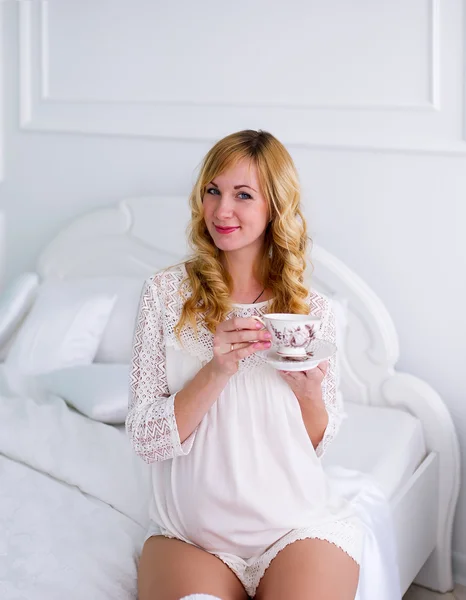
169, 393, 329, 555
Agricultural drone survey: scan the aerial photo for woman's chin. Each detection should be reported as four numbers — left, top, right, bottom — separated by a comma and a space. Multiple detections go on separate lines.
215, 241, 241, 252
211, 235, 243, 251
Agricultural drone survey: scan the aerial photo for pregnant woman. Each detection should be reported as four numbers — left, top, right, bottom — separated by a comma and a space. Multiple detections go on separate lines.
126, 129, 362, 600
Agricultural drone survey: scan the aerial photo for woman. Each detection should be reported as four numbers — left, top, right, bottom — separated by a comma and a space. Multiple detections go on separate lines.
126, 130, 362, 600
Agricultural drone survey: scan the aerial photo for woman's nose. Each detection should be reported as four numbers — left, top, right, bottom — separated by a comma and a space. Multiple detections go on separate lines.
214, 196, 235, 220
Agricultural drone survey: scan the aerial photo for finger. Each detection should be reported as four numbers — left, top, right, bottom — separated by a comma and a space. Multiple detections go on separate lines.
284, 370, 305, 381
250, 315, 266, 329
217, 341, 251, 355
222, 317, 265, 332
217, 342, 231, 355
234, 340, 270, 360
316, 360, 329, 376
215, 331, 270, 353
302, 366, 320, 376
234, 345, 257, 361
302, 360, 328, 374
230, 342, 251, 352
279, 370, 293, 379
230, 329, 272, 344
279, 370, 302, 380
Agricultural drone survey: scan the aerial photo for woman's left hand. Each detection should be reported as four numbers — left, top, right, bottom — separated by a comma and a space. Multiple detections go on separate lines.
279, 360, 329, 404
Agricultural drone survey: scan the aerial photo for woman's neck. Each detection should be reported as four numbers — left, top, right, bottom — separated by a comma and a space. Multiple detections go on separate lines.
229, 280, 266, 304
221, 251, 269, 304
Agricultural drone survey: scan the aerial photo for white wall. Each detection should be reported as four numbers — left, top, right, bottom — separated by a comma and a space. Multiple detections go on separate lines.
1, 0, 466, 582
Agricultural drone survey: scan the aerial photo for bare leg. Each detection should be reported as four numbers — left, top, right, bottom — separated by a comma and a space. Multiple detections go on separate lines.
138, 536, 248, 600
255, 538, 359, 600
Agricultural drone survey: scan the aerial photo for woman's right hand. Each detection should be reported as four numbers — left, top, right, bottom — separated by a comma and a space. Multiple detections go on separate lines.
210, 317, 272, 377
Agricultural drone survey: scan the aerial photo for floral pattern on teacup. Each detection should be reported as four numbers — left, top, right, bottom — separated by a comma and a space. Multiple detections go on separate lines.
269, 322, 317, 350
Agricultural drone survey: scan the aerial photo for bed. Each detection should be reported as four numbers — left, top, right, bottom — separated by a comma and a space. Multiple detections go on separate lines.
0, 196, 460, 598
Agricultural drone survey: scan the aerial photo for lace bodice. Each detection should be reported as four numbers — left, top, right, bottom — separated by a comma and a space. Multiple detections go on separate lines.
126, 264, 341, 463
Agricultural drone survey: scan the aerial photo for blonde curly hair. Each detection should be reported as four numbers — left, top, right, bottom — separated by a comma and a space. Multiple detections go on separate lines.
175, 129, 311, 338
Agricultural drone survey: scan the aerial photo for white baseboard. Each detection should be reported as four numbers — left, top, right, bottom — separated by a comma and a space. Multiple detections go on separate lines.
453, 552, 466, 587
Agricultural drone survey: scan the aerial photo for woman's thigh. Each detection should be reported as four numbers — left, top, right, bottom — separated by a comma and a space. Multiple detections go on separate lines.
255, 538, 359, 600
138, 535, 249, 600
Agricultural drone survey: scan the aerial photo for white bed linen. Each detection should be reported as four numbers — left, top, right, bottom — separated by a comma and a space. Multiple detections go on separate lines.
0, 367, 400, 599
0, 272, 39, 351
37, 363, 130, 424
0, 369, 151, 528
0, 365, 150, 599
0, 455, 144, 600
323, 401, 426, 498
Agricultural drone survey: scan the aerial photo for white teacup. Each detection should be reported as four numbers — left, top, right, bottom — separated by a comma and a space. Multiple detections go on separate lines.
254, 313, 321, 358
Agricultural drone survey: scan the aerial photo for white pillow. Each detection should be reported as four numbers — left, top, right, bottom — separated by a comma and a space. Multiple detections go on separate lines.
5, 280, 117, 375
37, 364, 130, 424
39, 277, 145, 363
91, 277, 144, 363
0, 272, 40, 357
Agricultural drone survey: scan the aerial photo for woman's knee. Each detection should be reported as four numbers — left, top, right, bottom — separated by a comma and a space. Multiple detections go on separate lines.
255, 538, 359, 600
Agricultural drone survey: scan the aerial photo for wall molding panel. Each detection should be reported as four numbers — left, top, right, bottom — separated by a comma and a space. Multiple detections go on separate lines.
19, 0, 466, 154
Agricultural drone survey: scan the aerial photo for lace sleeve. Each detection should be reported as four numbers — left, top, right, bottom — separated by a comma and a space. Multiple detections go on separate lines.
315, 298, 342, 458
126, 275, 196, 463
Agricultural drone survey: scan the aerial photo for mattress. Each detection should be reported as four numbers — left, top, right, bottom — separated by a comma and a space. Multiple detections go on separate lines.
322, 401, 427, 498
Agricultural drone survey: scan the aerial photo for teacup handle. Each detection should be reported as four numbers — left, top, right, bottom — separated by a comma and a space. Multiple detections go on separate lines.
251, 316, 266, 329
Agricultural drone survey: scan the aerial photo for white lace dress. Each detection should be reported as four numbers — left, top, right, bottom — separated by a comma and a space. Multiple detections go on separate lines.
126, 265, 364, 597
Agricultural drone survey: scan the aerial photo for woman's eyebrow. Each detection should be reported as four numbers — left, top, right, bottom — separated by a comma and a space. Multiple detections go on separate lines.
234, 184, 257, 192
209, 181, 257, 192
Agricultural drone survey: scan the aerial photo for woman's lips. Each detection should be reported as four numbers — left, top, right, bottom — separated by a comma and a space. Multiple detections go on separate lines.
214, 225, 240, 234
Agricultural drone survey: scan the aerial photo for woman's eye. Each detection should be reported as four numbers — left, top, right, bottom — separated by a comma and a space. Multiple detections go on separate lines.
205, 188, 251, 200
206, 187, 220, 195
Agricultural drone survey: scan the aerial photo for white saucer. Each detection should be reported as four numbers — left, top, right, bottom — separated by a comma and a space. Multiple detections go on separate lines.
263, 339, 337, 372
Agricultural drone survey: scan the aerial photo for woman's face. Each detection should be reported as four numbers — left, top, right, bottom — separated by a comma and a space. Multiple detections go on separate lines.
202, 159, 269, 255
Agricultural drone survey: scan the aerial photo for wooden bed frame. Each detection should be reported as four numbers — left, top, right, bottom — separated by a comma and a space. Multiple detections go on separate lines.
37, 196, 461, 594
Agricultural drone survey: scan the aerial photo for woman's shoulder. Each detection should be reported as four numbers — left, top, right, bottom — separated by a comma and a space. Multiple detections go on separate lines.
307, 287, 332, 318
144, 263, 188, 304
